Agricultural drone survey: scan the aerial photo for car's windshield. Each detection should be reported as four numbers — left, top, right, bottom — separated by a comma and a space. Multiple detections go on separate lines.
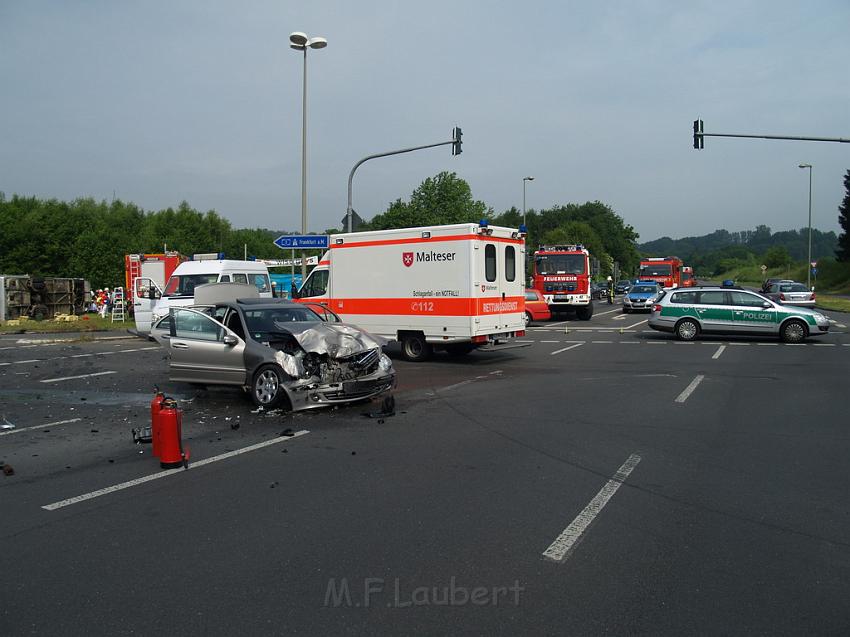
631, 285, 657, 294
242, 306, 323, 334
164, 274, 218, 297
535, 254, 586, 275
617, 280, 630, 286
640, 264, 672, 276
780, 283, 809, 292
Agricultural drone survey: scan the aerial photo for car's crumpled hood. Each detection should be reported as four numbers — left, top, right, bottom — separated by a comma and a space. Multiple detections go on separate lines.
278, 322, 387, 358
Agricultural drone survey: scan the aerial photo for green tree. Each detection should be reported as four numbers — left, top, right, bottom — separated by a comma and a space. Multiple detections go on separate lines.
763, 245, 791, 268
367, 172, 489, 230
837, 170, 850, 262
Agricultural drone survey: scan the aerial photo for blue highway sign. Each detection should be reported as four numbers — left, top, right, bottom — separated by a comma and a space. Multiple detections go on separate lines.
273, 235, 329, 250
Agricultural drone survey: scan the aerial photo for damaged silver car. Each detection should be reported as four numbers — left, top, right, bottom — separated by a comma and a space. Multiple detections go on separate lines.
166, 299, 395, 410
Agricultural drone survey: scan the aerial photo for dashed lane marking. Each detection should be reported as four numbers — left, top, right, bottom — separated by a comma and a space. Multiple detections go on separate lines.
40, 371, 117, 384
0, 346, 159, 368
712, 345, 726, 360
0, 418, 83, 437
542, 453, 642, 563
42, 430, 310, 511
675, 375, 705, 403
550, 343, 585, 356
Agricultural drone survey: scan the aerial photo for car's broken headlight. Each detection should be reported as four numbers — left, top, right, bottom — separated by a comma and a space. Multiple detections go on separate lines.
378, 353, 393, 372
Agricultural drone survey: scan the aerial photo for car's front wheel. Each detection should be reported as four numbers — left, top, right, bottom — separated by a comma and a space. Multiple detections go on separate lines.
252, 365, 287, 409
780, 319, 807, 343
675, 318, 699, 341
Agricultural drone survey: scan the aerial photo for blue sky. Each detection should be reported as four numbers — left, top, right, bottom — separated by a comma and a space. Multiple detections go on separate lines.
1, 0, 848, 242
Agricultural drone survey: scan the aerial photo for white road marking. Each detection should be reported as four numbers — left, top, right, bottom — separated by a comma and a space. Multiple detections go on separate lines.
550, 342, 585, 355
592, 308, 622, 317
756, 343, 778, 346
645, 341, 666, 345
813, 343, 836, 347
0, 346, 159, 368
621, 341, 640, 344
40, 371, 117, 384
726, 342, 749, 346
515, 340, 535, 343
591, 340, 613, 344
541, 340, 560, 343
441, 379, 475, 391
542, 453, 642, 563
837, 323, 847, 329
675, 374, 705, 403
0, 417, 83, 437
42, 430, 310, 510
712, 345, 726, 360
673, 342, 696, 345
612, 314, 628, 321
623, 319, 649, 330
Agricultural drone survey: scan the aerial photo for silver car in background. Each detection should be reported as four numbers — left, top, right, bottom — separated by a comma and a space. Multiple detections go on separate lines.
763, 281, 816, 308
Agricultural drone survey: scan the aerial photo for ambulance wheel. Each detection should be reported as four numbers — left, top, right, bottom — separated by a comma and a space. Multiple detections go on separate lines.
576, 305, 593, 321
524, 311, 532, 325
252, 365, 287, 408
675, 318, 699, 341
446, 343, 475, 356
400, 334, 432, 362
780, 319, 807, 343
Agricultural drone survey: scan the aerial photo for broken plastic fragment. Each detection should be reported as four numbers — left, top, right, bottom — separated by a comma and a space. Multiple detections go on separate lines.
274, 350, 305, 378
1, 416, 15, 431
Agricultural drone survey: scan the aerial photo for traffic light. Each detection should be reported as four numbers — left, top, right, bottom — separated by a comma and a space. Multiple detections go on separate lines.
452, 126, 463, 156
693, 119, 704, 149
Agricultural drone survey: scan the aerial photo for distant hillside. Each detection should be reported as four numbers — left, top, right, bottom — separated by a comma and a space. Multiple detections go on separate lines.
639, 225, 837, 263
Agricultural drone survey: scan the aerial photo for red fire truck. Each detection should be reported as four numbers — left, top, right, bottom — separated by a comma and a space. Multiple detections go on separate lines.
531, 244, 593, 320
681, 266, 696, 287
638, 256, 684, 288
124, 252, 185, 313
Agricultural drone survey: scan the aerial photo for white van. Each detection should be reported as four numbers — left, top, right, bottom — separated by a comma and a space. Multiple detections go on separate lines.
133, 259, 272, 334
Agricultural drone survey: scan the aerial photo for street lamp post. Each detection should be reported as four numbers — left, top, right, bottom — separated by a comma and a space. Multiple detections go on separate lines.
522, 176, 534, 226
799, 163, 813, 289
289, 31, 327, 279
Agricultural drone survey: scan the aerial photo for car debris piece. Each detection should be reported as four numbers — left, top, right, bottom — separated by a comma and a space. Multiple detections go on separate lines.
132, 426, 153, 444
1, 416, 15, 431
2, 464, 15, 476
362, 395, 396, 419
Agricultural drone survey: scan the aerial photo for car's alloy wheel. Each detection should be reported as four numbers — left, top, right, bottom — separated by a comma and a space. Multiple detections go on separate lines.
253, 365, 285, 408
676, 318, 699, 341
524, 311, 532, 325
781, 320, 806, 343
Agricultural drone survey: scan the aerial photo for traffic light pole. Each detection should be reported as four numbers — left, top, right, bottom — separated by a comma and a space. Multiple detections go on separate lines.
693, 120, 849, 148
346, 128, 462, 233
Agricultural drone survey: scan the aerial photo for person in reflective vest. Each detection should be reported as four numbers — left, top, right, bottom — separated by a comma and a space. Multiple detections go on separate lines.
607, 275, 614, 304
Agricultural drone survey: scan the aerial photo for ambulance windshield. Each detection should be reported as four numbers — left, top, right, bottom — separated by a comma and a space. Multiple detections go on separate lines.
163, 274, 219, 297
535, 255, 585, 275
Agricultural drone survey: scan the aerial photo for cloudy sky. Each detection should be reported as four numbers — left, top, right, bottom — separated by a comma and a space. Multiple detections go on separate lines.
1, 0, 848, 242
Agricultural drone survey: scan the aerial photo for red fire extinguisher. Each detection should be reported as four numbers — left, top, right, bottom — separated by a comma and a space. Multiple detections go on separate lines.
158, 397, 189, 469
150, 388, 166, 458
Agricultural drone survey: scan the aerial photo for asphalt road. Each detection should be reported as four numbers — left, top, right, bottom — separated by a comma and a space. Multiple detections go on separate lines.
2, 300, 849, 635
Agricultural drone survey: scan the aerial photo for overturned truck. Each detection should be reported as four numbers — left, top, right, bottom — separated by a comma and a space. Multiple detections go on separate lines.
0, 275, 90, 322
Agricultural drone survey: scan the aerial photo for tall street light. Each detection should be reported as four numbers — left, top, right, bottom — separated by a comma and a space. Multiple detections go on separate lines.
798, 163, 813, 289
522, 176, 534, 226
289, 31, 327, 279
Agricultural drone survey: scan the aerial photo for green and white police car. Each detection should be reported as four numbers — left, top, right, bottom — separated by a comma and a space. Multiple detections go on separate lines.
648, 286, 830, 343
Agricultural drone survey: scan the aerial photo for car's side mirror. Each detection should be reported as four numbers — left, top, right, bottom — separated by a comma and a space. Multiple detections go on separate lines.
762, 301, 772, 309
223, 334, 238, 346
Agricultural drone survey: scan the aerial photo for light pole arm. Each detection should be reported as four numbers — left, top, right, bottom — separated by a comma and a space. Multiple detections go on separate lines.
346, 139, 455, 232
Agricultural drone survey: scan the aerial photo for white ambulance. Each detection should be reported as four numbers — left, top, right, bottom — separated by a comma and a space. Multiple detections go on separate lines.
133, 258, 272, 334
295, 222, 527, 361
